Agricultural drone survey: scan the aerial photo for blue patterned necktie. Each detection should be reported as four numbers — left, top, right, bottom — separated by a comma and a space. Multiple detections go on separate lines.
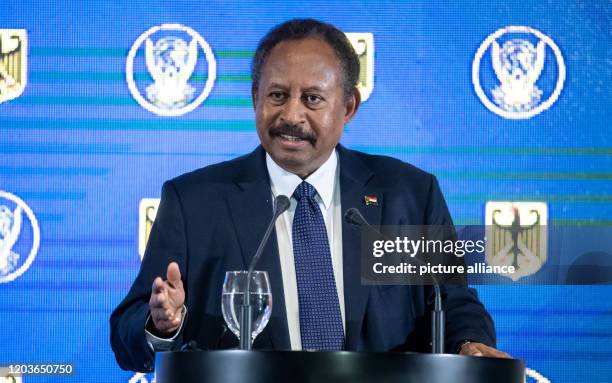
292, 181, 344, 350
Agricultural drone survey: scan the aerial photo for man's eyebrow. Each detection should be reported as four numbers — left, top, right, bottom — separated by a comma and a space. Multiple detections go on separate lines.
302, 86, 326, 93
264, 83, 328, 93
266, 82, 289, 90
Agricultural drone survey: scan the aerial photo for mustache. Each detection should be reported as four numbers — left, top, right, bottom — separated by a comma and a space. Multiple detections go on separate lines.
269, 123, 316, 145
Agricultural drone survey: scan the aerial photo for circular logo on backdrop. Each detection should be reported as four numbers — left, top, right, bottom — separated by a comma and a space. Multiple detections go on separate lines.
472, 26, 565, 119
525, 368, 551, 383
0, 190, 40, 283
126, 24, 217, 117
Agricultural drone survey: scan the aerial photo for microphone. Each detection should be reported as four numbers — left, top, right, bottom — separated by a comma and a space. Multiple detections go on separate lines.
344, 206, 369, 227
343, 208, 445, 354
179, 340, 200, 351
239, 195, 290, 350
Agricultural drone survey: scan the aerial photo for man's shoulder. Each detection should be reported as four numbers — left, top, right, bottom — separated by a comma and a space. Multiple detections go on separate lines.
167, 148, 262, 191
342, 147, 450, 224
343, 147, 434, 183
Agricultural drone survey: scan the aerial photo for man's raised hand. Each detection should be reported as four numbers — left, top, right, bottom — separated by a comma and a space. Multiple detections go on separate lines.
148, 262, 185, 336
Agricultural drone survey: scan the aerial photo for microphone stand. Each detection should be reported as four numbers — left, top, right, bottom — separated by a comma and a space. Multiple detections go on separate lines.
239, 195, 290, 350
344, 208, 445, 354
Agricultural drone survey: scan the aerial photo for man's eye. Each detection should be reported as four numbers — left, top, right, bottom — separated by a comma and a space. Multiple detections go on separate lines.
269, 92, 285, 101
305, 94, 322, 104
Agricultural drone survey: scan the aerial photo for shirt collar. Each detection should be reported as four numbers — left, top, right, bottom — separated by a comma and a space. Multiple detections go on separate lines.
266, 150, 338, 209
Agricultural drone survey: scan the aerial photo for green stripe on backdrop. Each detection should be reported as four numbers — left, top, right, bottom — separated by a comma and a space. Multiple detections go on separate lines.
453, 218, 612, 226
13, 188, 609, 204
16, 95, 253, 107
3, 143, 611, 158
19, 191, 87, 200
436, 171, 612, 180
548, 219, 612, 226
0, 167, 109, 176
446, 194, 612, 203
1, 119, 255, 131
25, 215, 612, 226
0, 144, 244, 157
0, 143, 132, 154
30, 47, 254, 58
353, 146, 612, 156
29, 72, 251, 82
2, 130, 610, 165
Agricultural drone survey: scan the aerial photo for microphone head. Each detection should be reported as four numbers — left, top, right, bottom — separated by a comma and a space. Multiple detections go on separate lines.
344, 207, 366, 227
273, 195, 291, 216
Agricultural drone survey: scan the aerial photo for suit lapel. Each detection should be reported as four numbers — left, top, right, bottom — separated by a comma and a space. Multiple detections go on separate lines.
226, 145, 384, 350
226, 146, 290, 349
337, 145, 383, 350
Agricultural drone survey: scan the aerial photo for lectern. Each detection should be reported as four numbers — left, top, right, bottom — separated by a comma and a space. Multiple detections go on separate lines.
156, 350, 524, 383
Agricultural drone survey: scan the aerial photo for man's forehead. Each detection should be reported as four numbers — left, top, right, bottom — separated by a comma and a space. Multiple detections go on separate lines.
260, 38, 342, 89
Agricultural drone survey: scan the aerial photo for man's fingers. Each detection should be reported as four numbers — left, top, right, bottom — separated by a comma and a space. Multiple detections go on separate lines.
493, 350, 512, 359
152, 277, 165, 294
153, 308, 179, 323
166, 262, 182, 287
466, 343, 486, 357
149, 291, 167, 308
150, 295, 182, 319
151, 315, 179, 332
150, 277, 169, 308
482, 346, 511, 358
150, 306, 182, 333
461, 342, 512, 359
148, 262, 185, 333
165, 263, 185, 307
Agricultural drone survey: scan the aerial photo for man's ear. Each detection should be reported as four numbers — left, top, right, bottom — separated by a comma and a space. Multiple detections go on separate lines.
343, 87, 361, 124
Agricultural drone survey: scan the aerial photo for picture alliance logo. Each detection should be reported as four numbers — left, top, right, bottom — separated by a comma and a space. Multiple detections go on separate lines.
126, 24, 217, 117
0, 190, 40, 283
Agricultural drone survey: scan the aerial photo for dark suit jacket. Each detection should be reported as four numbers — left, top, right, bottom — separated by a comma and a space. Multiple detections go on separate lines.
110, 145, 495, 372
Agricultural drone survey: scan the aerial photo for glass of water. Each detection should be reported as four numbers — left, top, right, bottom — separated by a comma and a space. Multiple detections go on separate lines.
221, 271, 272, 344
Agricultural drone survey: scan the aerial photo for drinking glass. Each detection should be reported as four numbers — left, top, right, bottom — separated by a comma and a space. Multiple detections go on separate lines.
221, 271, 272, 343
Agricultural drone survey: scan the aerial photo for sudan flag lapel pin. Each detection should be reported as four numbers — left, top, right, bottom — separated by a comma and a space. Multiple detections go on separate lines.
364, 195, 378, 206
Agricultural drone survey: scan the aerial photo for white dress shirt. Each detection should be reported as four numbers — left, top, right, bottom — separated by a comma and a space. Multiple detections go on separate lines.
146, 150, 345, 351
266, 150, 345, 350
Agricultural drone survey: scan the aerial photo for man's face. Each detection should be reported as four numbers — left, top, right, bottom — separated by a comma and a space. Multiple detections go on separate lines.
253, 38, 359, 178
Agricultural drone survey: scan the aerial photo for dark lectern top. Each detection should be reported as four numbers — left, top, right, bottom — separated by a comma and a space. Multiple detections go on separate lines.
156, 350, 524, 383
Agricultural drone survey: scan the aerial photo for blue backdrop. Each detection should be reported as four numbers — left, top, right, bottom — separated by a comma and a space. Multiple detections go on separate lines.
1, 1, 611, 382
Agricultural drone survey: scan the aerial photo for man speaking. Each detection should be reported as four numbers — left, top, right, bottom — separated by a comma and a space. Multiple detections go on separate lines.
110, 19, 509, 372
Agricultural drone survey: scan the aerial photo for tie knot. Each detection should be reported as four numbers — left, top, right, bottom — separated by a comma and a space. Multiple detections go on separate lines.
293, 181, 317, 201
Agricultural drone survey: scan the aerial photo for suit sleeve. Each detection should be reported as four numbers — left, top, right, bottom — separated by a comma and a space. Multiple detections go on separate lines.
110, 181, 188, 372
424, 175, 496, 352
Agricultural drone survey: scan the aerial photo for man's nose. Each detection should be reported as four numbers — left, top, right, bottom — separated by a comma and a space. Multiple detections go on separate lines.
279, 96, 306, 125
